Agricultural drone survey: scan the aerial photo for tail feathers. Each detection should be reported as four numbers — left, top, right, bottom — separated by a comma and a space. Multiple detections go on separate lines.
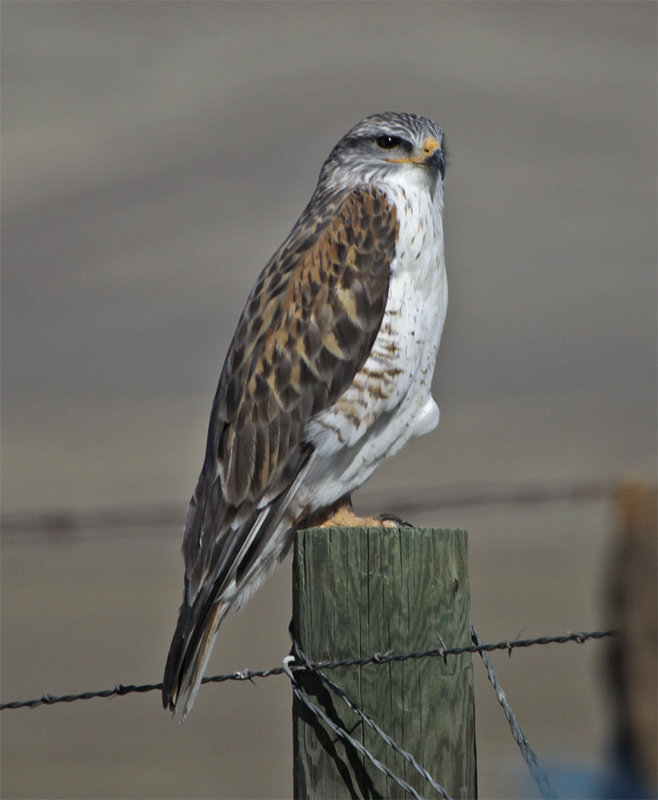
162, 599, 228, 721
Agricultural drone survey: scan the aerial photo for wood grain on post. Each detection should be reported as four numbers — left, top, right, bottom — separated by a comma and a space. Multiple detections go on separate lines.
292, 526, 476, 799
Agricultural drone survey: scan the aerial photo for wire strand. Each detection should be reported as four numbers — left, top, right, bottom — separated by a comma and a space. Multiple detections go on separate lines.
0, 629, 615, 711
1, 479, 625, 539
471, 625, 557, 799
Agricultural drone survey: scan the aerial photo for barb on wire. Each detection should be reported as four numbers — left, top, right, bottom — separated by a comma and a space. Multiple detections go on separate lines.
472, 625, 557, 800
0, 682, 163, 710
289, 626, 452, 800
282, 656, 426, 800
0, 668, 283, 711
302, 629, 616, 673
0, 629, 616, 712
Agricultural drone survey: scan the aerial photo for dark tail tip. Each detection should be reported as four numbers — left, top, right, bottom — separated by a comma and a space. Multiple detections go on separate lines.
162, 604, 194, 712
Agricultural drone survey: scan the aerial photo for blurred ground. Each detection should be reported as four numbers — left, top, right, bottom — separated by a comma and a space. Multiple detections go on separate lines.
1, 2, 656, 798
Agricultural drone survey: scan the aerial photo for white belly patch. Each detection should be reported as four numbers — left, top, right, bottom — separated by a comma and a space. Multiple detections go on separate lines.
301, 175, 448, 508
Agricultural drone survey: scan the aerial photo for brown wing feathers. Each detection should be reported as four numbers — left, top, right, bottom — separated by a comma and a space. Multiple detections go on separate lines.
162, 187, 398, 713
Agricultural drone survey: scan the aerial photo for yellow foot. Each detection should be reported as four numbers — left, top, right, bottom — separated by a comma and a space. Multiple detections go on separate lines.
316, 499, 398, 528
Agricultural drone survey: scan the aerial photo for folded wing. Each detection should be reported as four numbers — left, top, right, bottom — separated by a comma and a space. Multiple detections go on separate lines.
162, 186, 398, 716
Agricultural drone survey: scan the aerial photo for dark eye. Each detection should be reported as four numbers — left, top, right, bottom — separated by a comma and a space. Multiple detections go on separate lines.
376, 135, 401, 150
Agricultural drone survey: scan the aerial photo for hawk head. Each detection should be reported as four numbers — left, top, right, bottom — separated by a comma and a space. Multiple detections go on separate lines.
318, 111, 446, 196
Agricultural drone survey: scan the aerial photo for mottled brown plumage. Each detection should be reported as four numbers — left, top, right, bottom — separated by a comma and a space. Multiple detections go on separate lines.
164, 186, 398, 715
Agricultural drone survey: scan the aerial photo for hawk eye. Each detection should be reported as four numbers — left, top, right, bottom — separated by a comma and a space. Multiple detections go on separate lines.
376, 135, 401, 150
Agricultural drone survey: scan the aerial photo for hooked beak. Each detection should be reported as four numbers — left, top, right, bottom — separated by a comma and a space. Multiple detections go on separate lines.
425, 147, 446, 180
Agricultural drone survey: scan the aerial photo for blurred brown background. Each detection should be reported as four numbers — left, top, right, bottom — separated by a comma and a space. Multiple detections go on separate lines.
2, 2, 656, 798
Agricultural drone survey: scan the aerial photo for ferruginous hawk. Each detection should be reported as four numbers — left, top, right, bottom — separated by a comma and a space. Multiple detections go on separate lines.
163, 111, 448, 718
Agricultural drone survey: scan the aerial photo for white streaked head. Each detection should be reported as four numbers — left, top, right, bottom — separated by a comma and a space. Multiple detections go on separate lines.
317, 111, 446, 197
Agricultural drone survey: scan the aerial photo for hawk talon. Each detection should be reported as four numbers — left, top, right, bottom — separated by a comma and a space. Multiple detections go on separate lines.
378, 512, 414, 528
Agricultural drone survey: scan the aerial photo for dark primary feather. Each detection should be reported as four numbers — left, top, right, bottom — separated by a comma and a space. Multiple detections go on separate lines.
162, 185, 398, 713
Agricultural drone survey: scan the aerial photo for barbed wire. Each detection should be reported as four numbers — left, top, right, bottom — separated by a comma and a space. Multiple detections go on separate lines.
1, 478, 626, 539
1, 627, 616, 799
0, 629, 615, 711
288, 624, 566, 800
471, 625, 556, 800
282, 656, 434, 800
0, 483, 636, 795
289, 626, 452, 799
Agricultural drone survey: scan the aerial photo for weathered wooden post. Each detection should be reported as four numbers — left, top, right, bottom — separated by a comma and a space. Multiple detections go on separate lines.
292, 526, 476, 799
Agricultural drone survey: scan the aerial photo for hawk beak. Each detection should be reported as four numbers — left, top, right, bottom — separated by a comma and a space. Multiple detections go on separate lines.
424, 146, 446, 180
419, 137, 445, 179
